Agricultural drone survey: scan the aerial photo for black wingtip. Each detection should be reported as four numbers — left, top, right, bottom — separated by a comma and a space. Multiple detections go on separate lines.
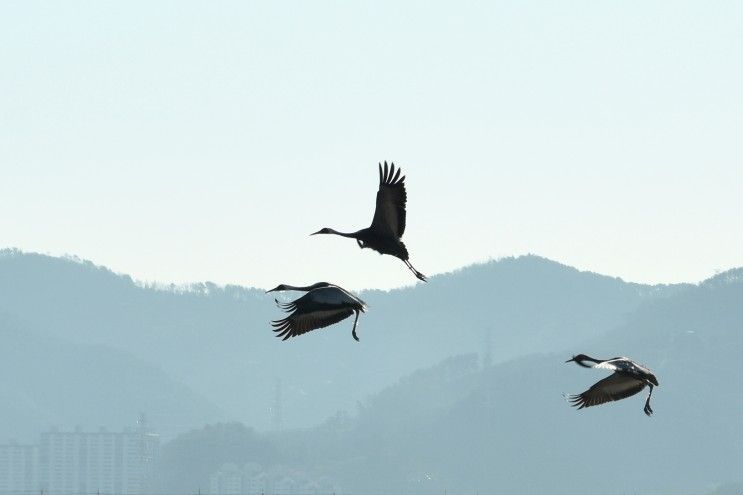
391, 166, 401, 183
566, 394, 586, 410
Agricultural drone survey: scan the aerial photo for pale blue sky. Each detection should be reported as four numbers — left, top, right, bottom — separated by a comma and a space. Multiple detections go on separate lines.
2, 1, 742, 290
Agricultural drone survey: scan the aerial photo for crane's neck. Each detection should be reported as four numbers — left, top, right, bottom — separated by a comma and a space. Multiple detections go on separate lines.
327, 228, 360, 239
571, 354, 604, 368
283, 283, 331, 292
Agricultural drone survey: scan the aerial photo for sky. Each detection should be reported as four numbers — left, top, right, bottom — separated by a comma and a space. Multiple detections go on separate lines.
1, 1, 742, 290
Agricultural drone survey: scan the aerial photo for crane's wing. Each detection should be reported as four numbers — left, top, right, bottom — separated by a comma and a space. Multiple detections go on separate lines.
370, 161, 407, 238
568, 373, 646, 410
271, 307, 354, 341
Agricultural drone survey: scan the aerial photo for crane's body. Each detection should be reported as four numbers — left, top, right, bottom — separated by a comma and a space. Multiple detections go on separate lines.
267, 283, 367, 341
312, 162, 427, 282
566, 354, 659, 416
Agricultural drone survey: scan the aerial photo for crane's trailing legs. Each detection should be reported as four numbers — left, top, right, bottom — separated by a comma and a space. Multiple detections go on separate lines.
351, 310, 361, 342
404, 260, 427, 282
644, 384, 654, 416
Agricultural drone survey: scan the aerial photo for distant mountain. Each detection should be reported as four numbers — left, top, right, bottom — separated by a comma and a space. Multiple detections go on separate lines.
0, 248, 678, 432
155, 422, 279, 495
0, 313, 225, 442
250, 268, 743, 495
702, 483, 743, 495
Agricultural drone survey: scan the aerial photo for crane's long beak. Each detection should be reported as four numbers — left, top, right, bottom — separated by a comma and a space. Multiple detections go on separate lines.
565, 357, 576, 363
266, 286, 280, 293
310, 230, 322, 235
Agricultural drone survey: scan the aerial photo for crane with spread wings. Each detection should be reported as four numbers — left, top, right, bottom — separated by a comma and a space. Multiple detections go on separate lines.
565, 354, 659, 416
267, 282, 367, 342
311, 161, 427, 282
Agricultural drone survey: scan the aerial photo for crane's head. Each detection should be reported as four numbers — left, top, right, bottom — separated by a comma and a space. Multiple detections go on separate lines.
266, 284, 289, 293
311, 228, 334, 235
565, 354, 595, 368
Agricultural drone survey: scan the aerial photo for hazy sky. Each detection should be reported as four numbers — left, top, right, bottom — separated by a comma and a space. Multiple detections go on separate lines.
2, 1, 741, 290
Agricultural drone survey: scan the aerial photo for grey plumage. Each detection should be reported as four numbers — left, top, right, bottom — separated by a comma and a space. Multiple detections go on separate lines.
566, 354, 659, 416
267, 283, 367, 341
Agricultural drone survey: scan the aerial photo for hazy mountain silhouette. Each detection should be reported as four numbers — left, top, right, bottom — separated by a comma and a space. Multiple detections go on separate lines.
0, 313, 226, 441
0, 248, 680, 433
156, 422, 278, 494
241, 269, 743, 495
702, 483, 743, 495
5, 248, 740, 493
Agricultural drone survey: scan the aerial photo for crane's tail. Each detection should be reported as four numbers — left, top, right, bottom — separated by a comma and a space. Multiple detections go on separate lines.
404, 260, 427, 282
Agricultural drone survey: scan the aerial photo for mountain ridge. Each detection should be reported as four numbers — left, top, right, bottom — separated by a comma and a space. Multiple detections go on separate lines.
0, 312, 226, 442
0, 248, 726, 434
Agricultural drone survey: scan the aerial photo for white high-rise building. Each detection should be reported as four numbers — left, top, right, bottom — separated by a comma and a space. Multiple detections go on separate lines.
0, 442, 38, 495
1, 417, 158, 495
39, 421, 159, 495
209, 463, 243, 495
208, 463, 331, 495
